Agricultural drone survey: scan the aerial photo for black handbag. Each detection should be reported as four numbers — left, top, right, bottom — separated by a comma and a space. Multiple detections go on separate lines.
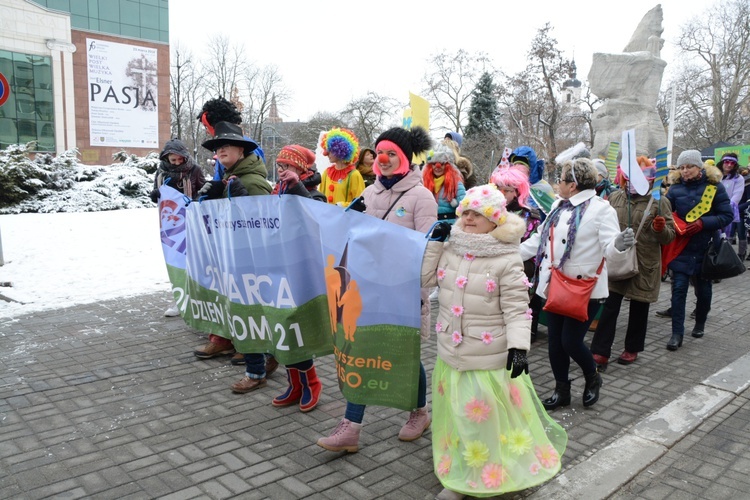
700, 236, 746, 280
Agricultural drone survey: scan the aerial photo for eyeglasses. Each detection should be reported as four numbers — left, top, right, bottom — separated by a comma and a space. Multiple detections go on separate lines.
276, 163, 289, 171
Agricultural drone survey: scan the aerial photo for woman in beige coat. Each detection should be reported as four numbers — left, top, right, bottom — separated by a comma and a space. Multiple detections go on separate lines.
423, 184, 566, 500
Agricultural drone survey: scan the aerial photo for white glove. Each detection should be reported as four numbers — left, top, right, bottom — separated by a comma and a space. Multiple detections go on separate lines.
614, 228, 635, 251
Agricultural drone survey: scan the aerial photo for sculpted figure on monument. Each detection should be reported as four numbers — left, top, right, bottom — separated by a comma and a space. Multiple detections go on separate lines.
589, 5, 668, 157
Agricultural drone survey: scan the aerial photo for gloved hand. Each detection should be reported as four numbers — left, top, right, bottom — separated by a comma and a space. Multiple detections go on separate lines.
652, 216, 666, 232
197, 180, 224, 200
226, 176, 249, 198
429, 222, 452, 242
506, 348, 529, 379
278, 169, 300, 188
348, 196, 366, 213
684, 219, 704, 236
149, 188, 160, 203
614, 228, 635, 251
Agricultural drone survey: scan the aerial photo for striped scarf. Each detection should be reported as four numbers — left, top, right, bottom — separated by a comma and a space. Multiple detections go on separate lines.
534, 199, 591, 271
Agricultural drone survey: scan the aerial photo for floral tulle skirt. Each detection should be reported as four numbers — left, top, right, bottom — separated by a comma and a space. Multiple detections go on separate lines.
432, 358, 568, 496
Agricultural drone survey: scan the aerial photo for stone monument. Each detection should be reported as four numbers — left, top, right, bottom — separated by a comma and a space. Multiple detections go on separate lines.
589, 5, 667, 158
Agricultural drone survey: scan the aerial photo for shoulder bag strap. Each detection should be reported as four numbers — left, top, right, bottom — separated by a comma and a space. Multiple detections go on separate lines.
381, 188, 409, 220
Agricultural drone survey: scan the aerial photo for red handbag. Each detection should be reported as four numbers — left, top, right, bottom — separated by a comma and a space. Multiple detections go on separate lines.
542, 225, 604, 322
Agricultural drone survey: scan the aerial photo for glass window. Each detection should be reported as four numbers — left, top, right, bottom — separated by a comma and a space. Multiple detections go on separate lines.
47, 0, 71, 11
0, 118, 18, 148
120, 1, 139, 25
0, 50, 55, 151
121, 24, 140, 38
99, 20, 121, 34
140, 4, 158, 29
98, 0, 119, 22
71, 14, 90, 29
70, 0, 88, 15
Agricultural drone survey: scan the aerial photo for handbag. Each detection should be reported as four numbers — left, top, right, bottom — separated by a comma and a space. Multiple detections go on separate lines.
700, 235, 746, 280
542, 225, 605, 322
608, 196, 654, 281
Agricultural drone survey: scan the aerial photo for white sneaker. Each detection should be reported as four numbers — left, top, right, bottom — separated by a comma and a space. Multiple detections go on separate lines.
164, 304, 180, 317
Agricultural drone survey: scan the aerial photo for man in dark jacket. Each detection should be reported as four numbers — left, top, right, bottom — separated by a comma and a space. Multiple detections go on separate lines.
663, 149, 733, 350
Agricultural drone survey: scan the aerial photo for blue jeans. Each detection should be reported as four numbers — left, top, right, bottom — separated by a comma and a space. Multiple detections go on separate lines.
670, 270, 712, 337
243, 353, 268, 379
344, 362, 427, 424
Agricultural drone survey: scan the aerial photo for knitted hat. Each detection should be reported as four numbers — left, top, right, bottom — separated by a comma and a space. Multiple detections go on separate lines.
456, 184, 508, 225
321, 128, 359, 164
717, 152, 739, 168
374, 126, 432, 176
444, 131, 463, 147
426, 143, 456, 165
276, 145, 316, 171
593, 159, 608, 180
676, 149, 703, 168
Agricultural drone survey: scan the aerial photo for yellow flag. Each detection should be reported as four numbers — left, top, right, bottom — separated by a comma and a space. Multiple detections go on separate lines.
408, 92, 430, 164
409, 92, 429, 130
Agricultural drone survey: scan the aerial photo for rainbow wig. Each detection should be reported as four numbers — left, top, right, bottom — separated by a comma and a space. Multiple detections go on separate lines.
320, 128, 360, 165
490, 166, 531, 208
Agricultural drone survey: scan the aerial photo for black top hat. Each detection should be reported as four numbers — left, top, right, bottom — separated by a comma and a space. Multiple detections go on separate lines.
201, 121, 258, 156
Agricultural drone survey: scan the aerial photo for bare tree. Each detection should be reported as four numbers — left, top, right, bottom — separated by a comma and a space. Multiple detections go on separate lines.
670, 0, 750, 146
241, 64, 290, 142
422, 49, 491, 134
203, 35, 247, 99
287, 112, 345, 152
527, 23, 574, 160
341, 92, 399, 148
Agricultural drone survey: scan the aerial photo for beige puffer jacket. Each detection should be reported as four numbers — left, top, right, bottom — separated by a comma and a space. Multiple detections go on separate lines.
363, 166, 437, 339
422, 213, 531, 371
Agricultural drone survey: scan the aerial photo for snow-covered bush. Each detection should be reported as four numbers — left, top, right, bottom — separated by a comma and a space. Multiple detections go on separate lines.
0, 143, 155, 214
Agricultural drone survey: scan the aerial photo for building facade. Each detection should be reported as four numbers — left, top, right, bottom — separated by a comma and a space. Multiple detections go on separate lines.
0, 0, 169, 164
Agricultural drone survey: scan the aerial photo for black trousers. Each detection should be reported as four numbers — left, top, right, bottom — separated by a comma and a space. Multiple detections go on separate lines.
590, 291, 650, 358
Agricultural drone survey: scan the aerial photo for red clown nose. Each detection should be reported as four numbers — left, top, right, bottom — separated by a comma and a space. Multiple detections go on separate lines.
377, 153, 389, 164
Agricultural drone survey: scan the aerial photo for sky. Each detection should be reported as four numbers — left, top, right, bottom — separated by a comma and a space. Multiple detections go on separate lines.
169, 0, 708, 124
0, 209, 170, 319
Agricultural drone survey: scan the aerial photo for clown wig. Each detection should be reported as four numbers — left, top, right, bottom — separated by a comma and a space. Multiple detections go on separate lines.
615, 155, 656, 189
320, 128, 360, 165
490, 166, 532, 208
423, 160, 464, 203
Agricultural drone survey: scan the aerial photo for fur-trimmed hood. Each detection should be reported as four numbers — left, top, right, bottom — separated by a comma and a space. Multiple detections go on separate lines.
668, 164, 723, 186
451, 212, 526, 257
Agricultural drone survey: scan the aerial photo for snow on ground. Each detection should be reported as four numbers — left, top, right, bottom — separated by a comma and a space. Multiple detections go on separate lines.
0, 208, 171, 319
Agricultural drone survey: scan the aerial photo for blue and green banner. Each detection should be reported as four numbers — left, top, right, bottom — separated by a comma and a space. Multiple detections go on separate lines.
157, 186, 426, 411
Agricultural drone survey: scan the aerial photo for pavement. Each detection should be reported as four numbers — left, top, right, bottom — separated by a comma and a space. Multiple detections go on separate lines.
1, 271, 750, 499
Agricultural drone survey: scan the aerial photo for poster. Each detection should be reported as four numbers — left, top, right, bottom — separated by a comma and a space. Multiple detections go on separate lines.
87, 38, 158, 148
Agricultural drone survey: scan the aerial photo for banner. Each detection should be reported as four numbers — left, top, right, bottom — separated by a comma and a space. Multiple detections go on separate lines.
87, 38, 158, 148
652, 147, 668, 200
159, 186, 426, 411
605, 142, 620, 181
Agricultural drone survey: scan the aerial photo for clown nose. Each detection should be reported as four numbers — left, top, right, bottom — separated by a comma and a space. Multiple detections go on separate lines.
377, 153, 389, 164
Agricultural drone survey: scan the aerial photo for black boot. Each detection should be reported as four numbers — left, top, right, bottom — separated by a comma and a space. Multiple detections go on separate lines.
583, 371, 602, 407
666, 334, 683, 351
542, 381, 571, 411
691, 324, 705, 338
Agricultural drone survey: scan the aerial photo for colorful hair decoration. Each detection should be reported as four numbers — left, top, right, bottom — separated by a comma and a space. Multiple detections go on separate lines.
320, 128, 360, 165
490, 166, 531, 208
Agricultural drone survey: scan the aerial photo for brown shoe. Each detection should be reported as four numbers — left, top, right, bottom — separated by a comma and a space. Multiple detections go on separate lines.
230, 352, 245, 366
231, 376, 267, 394
265, 356, 279, 377
194, 342, 235, 359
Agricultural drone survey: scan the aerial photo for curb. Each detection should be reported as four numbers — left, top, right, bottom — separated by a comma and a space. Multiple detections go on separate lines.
529, 352, 750, 499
